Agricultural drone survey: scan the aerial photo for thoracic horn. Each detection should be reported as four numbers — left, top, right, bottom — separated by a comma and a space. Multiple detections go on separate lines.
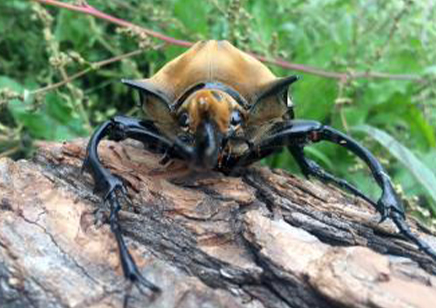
121, 79, 172, 107
254, 75, 299, 104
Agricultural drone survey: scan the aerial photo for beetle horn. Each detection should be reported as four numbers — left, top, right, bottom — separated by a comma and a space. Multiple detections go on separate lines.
121, 79, 172, 106
194, 119, 223, 170
255, 75, 299, 102
247, 75, 299, 126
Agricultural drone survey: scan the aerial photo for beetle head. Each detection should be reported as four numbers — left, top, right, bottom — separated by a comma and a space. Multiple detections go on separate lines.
176, 89, 246, 169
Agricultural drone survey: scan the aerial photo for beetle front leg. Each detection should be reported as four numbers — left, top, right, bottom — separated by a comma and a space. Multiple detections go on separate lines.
82, 116, 172, 294
254, 119, 436, 261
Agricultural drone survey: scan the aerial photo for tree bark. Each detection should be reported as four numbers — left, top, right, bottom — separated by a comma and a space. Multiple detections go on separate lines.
0, 139, 435, 308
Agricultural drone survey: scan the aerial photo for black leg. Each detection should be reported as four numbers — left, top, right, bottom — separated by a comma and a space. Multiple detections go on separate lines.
82, 115, 191, 294
288, 145, 377, 208
245, 119, 436, 261
288, 145, 436, 260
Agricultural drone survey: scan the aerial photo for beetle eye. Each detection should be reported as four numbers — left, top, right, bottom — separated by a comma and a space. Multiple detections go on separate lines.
230, 110, 243, 127
178, 112, 190, 128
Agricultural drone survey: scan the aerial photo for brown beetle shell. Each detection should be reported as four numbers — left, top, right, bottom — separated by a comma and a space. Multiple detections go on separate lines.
146, 40, 277, 104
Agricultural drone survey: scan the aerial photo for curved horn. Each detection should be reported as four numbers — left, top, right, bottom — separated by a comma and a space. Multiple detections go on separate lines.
246, 75, 299, 126
121, 79, 172, 107
254, 75, 299, 103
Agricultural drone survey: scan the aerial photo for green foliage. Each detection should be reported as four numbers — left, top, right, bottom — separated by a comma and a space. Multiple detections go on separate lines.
1, 0, 436, 222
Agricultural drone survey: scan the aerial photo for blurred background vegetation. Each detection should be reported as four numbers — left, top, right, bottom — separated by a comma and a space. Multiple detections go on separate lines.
1, 0, 435, 225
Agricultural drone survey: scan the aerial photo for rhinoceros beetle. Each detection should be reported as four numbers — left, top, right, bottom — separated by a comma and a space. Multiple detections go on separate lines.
83, 40, 436, 293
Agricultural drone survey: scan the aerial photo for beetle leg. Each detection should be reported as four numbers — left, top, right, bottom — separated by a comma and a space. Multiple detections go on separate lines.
83, 115, 191, 294
287, 146, 436, 260
288, 144, 377, 207
247, 119, 436, 261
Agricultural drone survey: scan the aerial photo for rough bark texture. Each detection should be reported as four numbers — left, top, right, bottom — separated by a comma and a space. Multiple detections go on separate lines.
1, 139, 436, 308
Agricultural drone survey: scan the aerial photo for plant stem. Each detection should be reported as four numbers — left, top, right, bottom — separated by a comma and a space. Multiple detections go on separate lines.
33, 0, 422, 82
0, 146, 20, 158
30, 49, 143, 96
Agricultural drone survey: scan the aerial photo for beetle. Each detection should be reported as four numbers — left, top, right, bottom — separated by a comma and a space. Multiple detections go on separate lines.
83, 40, 436, 293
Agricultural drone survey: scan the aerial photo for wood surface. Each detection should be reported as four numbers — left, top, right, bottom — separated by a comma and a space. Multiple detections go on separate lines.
1, 139, 435, 308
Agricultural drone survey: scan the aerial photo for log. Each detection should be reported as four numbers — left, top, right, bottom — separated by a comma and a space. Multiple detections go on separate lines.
0, 139, 435, 308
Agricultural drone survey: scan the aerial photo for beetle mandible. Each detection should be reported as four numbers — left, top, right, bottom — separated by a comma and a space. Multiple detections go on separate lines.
83, 40, 436, 293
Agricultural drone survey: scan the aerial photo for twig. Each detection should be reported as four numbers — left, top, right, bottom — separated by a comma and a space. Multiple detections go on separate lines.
30, 49, 143, 96
367, 0, 411, 70
0, 146, 20, 158
33, 0, 192, 47
33, 0, 423, 82
335, 78, 351, 133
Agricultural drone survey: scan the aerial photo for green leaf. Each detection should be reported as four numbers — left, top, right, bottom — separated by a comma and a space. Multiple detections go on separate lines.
424, 65, 436, 76
353, 124, 436, 213
304, 146, 334, 170
293, 76, 336, 121
0, 76, 85, 140
0, 76, 24, 92
173, 0, 210, 36
54, 10, 97, 51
